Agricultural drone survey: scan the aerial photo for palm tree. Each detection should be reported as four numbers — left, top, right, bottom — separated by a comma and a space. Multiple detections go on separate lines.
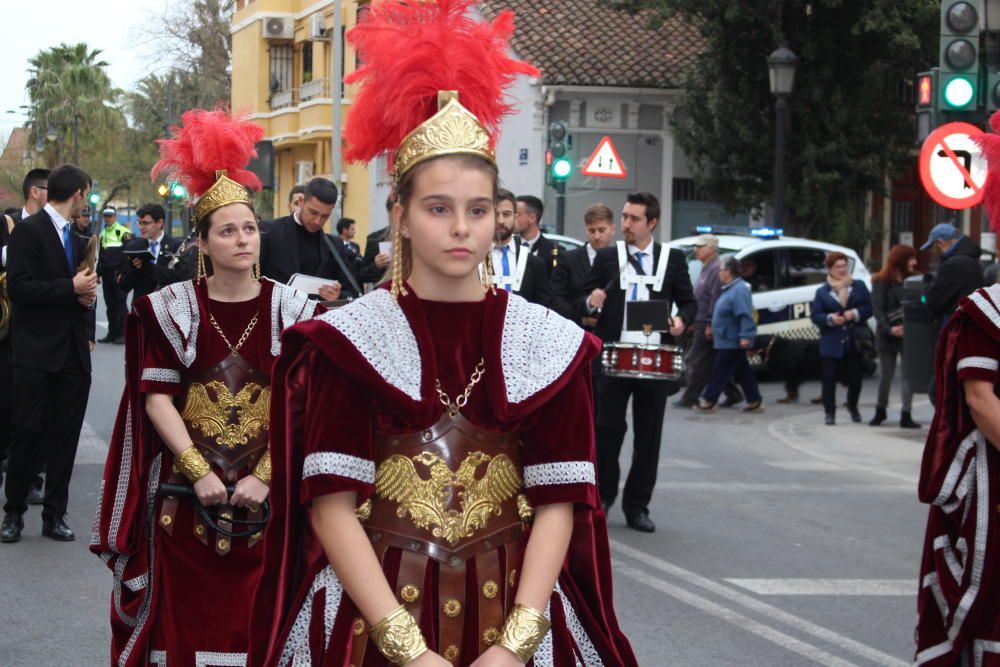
25, 43, 123, 165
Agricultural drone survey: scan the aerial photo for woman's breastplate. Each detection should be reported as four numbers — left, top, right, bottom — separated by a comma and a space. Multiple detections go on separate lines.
365, 412, 532, 566
176, 353, 270, 481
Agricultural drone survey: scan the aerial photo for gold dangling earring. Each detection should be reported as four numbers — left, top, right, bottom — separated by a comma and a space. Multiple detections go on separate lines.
197, 248, 207, 283
390, 222, 409, 301
483, 251, 497, 295
252, 260, 261, 283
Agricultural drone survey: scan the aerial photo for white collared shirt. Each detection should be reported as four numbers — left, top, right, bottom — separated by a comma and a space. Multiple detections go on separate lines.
491, 240, 517, 279
45, 203, 70, 238
149, 231, 165, 260
586, 243, 597, 266
624, 239, 655, 302
520, 233, 538, 253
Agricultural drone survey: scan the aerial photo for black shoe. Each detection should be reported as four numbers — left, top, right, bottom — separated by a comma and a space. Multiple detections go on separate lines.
625, 511, 656, 533
672, 399, 696, 408
719, 395, 743, 408
26, 484, 43, 506
848, 407, 862, 423
900, 412, 921, 429
869, 407, 887, 427
41, 516, 74, 542
825, 413, 836, 426
112, 336, 126, 345
1, 513, 24, 543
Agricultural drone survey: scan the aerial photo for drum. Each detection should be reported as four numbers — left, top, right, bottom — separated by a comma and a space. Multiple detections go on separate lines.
601, 342, 685, 381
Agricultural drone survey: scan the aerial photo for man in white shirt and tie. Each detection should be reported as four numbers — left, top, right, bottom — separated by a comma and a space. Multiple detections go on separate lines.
491, 189, 552, 307
118, 203, 187, 302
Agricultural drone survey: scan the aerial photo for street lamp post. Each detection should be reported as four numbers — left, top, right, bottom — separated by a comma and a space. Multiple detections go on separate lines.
767, 44, 799, 230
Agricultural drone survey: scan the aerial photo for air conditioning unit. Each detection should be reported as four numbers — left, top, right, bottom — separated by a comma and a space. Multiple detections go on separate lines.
295, 161, 315, 185
309, 15, 329, 41
262, 16, 293, 40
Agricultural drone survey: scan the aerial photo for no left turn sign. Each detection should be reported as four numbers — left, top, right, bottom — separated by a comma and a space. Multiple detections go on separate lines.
919, 122, 987, 210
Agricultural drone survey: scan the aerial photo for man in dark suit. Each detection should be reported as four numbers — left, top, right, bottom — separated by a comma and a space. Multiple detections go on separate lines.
1, 164, 98, 543
491, 190, 551, 306
260, 177, 356, 299
582, 192, 696, 534
515, 194, 560, 276
117, 203, 188, 301
550, 202, 616, 325
0, 168, 50, 494
335, 217, 362, 281
358, 195, 395, 286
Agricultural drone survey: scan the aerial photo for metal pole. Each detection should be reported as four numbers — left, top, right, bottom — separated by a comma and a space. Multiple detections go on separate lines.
555, 181, 566, 235
331, 0, 343, 218
72, 115, 79, 165
771, 95, 787, 229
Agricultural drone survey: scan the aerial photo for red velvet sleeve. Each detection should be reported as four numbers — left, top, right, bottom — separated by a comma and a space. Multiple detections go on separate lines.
298, 348, 377, 505
955, 319, 1000, 384
519, 363, 599, 509
137, 312, 184, 396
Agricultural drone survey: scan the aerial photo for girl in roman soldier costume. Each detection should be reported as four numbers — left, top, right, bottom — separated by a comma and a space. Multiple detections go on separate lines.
91, 109, 320, 666
251, 2, 637, 666
913, 111, 1000, 667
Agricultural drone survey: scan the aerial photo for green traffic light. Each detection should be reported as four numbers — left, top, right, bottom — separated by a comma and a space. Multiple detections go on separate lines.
944, 76, 975, 108
551, 158, 572, 180
87, 192, 100, 205
171, 184, 186, 199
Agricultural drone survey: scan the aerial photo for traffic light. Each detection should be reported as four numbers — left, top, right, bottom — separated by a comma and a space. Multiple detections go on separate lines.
87, 191, 100, 206
939, 1, 982, 111
547, 121, 572, 184
916, 69, 940, 143
170, 183, 187, 199
157, 183, 169, 198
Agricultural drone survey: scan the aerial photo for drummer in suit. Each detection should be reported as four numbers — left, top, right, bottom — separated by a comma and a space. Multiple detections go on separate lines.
583, 192, 696, 533
490, 189, 553, 307
550, 202, 615, 326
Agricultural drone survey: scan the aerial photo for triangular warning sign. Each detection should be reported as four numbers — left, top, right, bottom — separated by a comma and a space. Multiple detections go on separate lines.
582, 136, 627, 179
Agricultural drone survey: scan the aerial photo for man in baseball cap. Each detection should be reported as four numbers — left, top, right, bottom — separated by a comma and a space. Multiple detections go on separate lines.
922, 222, 984, 327
919, 223, 961, 251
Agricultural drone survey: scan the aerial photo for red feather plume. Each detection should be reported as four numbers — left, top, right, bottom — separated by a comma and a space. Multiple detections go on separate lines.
977, 111, 1000, 233
151, 109, 264, 198
343, 0, 539, 166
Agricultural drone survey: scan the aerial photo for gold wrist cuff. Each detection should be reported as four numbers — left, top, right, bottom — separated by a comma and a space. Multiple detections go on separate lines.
252, 451, 271, 486
370, 605, 428, 665
176, 446, 211, 484
497, 604, 551, 663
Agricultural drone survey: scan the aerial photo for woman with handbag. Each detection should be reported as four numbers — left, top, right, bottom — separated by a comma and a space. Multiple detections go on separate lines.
811, 252, 873, 425
870, 245, 920, 428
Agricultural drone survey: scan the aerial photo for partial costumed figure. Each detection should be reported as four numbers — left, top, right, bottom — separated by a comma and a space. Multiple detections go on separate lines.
250, 1, 638, 666
91, 109, 322, 666
913, 111, 1000, 666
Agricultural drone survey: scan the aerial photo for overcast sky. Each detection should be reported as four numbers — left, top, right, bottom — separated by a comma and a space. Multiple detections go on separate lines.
0, 0, 173, 144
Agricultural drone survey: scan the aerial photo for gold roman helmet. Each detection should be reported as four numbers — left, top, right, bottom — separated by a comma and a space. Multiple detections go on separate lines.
194, 170, 254, 226
393, 91, 495, 183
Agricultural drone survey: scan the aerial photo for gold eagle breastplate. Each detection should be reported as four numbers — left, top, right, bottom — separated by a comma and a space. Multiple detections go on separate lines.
363, 412, 532, 565
176, 353, 270, 481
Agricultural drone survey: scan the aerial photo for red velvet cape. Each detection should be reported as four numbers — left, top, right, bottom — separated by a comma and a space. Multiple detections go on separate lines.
251, 286, 637, 666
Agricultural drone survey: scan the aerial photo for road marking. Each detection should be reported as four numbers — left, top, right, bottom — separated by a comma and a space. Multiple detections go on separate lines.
765, 460, 847, 472
75, 421, 109, 465
654, 481, 912, 493
659, 458, 710, 470
725, 579, 914, 596
611, 540, 909, 667
613, 563, 861, 667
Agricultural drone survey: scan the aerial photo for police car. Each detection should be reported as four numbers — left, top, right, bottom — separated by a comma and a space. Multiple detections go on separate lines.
668, 226, 873, 365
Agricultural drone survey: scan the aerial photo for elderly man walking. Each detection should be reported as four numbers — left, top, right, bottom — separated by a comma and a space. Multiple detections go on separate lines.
675, 235, 743, 408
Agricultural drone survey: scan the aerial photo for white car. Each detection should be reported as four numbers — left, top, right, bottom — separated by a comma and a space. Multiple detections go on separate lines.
668, 228, 873, 354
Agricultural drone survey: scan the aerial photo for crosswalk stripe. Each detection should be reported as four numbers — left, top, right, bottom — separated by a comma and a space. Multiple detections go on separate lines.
725, 579, 914, 596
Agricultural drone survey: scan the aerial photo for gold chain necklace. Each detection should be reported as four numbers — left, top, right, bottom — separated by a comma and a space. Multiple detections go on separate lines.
436, 358, 486, 418
209, 310, 259, 355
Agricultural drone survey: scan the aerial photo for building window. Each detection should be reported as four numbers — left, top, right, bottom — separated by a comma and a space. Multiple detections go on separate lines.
673, 178, 712, 203
302, 42, 313, 82
269, 44, 294, 109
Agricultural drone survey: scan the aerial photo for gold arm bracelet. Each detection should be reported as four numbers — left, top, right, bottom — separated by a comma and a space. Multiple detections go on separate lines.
251, 451, 271, 486
497, 603, 551, 663
369, 605, 428, 665
175, 446, 211, 484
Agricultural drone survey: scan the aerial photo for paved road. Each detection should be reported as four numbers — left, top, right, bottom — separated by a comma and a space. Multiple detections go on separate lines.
0, 312, 928, 665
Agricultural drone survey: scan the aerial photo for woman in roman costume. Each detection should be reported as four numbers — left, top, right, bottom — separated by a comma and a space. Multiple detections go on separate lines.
91, 109, 320, 666
251, 2, 638, 666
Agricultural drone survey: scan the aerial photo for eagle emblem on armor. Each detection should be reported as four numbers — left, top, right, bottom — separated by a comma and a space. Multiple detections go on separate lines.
180, 380, 270, 449
375, 451, 523, 545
